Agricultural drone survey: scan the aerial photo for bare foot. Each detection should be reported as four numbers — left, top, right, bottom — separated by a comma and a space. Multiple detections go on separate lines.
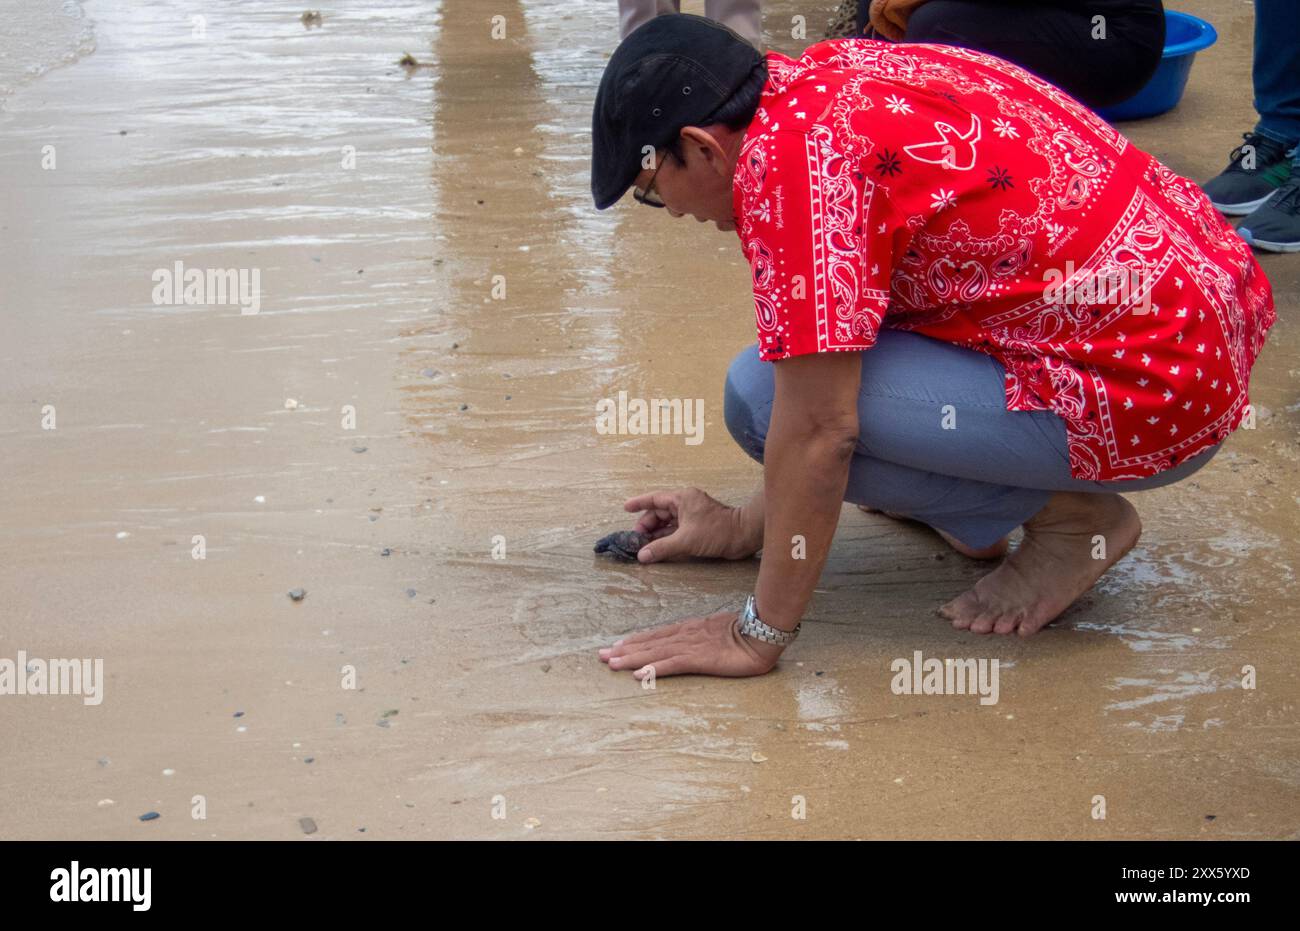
856, 504, 1008, 560
939, 492, 1141, 636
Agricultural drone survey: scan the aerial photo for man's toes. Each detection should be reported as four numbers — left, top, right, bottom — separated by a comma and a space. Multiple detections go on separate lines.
940, 589, 981, 628
1016, 610, 1055, 637
993, 608, 1027, 636
967, 607, 1001, 635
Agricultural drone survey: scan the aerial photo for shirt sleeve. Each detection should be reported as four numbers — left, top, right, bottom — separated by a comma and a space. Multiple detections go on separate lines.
735, 127, 899, 362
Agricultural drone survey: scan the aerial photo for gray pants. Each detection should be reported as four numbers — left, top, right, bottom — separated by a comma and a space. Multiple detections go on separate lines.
723, 331, 1220, 549
618, 0, 763, 45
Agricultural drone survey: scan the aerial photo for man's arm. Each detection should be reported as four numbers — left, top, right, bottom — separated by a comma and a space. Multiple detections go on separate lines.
596, 351, 862, 678
753, 351, 863, 633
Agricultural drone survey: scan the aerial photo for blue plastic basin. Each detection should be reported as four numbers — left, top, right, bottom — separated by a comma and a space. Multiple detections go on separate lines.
1096, 10, 1218, 122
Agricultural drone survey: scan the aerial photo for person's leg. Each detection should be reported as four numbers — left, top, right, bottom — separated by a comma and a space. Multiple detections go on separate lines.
900, 0, 1164, 109
1204, 0, 1299, 216
727, 360, 1049, 554
725, 333, 1068, 551
722, 332, 1221, 635
704, 0, 762, 47
1236, 1, 1300, 252
618, 0, 680, 41
1251, 0, 1300, 150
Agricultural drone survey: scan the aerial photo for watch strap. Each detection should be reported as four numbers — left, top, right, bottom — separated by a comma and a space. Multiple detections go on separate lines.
737, 594, 800, 646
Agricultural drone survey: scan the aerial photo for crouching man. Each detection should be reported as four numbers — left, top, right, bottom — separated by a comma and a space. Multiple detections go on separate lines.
590, 15, 1275, 679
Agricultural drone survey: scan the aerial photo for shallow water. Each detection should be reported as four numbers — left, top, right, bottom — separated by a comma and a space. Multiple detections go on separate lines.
0, 0, 95, 110
0, 0, 1297, 839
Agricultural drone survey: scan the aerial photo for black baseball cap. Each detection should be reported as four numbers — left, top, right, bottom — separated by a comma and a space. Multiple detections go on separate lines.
591, 14, 766, 210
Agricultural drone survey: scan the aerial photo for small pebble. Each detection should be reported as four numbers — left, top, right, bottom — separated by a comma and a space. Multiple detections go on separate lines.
459, 403, 469, 411
254, 495, 265, 503
382, 709, 399, 718
116, 531, 130, 540
305, 757, 315, 764
162, 768, 175, 776
284, 398, 299, 410
352, 446, 367, 454
97, 799, 115, 807
421, 368, 439, 378
299, 817, 318, 835
139, 811, 160, 822
750, 751, 768, 764
540, 663, 551, 673
98, 757, 110, 767
233, 711, 245, 718
524, 817, 541, 829
288, 588, 307, 601
405, 589, 416, 598
380, 548, 392, 557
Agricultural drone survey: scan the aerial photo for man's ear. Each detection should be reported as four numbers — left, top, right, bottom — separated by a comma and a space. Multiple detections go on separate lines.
679, 125, 728, 176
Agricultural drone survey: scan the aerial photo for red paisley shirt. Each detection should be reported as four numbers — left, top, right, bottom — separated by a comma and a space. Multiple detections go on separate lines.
734, 40, 1275, 481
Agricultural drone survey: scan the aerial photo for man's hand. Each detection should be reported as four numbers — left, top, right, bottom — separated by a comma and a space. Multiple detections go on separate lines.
868, 0, 930, 41
622, 487, 761, 563
598, 609, 784, 679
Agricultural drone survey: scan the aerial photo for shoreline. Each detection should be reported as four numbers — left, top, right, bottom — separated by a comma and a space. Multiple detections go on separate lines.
1, 0, 1298, 840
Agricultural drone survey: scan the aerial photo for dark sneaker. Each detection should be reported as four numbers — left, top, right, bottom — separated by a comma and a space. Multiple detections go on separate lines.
1201, 132, 1294, 216
1238, 176, 1300, 253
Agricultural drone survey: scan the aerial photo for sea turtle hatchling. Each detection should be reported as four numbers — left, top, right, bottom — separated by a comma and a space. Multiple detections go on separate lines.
593, 530, 651, 562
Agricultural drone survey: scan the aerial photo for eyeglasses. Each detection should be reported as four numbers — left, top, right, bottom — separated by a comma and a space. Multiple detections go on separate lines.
632, 152, 667, 208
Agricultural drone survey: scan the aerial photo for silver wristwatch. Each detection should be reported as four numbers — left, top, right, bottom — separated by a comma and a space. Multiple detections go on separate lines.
737, 594, 800, 646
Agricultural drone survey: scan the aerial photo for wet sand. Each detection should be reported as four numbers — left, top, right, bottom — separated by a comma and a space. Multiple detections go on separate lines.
1, 0, 1297, 839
